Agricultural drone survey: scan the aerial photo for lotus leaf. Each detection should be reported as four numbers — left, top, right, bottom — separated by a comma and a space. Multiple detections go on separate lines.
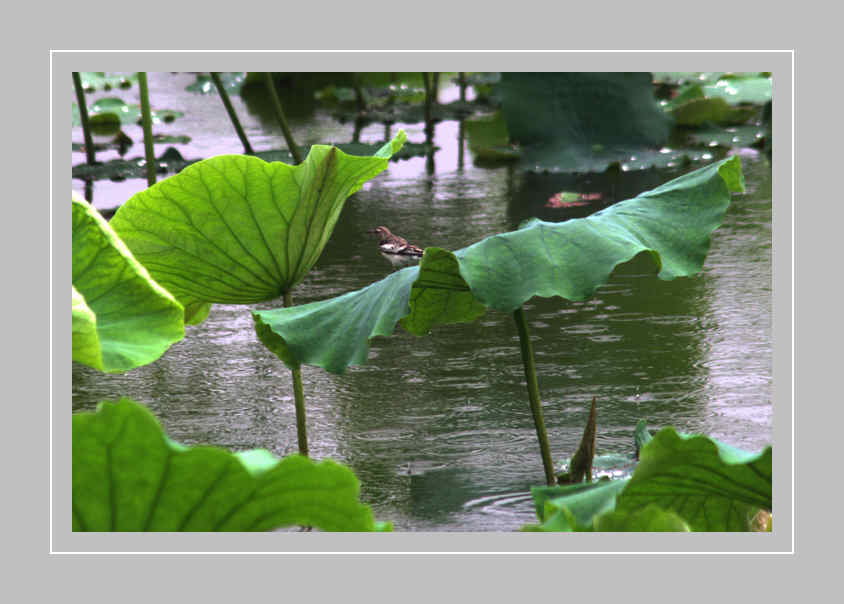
109, 132, 407, 323
72, 398, 388, 531
72, 193, 184, 373
254, 156, 744, 373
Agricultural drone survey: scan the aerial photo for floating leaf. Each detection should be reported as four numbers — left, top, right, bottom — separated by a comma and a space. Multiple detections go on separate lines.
254, 156, 743, 373
72, 139, 425, 182
669, 96, 757, 127
72, 193, 184, 373
185, 72, 246, 94
701, 76, 772, 106
72, 97, 184, 127
109, 132, 407, 323
77, 72, 137, 92
73, 398, 387, 531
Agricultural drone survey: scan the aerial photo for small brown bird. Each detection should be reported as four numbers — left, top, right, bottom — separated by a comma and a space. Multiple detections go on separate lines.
367, 226, 424, 265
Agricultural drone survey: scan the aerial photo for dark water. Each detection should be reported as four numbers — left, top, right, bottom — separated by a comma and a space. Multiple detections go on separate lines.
71, 73, 772, 531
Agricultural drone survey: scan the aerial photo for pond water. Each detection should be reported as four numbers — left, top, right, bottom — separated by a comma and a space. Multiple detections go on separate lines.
71, 73, 773, 531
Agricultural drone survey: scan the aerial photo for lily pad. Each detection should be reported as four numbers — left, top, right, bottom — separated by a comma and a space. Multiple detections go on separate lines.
72, 193, 185, 373
686, 124, 768, 149
73, 398, 388, 531
71, 139, 427, 182
253, 156, 743, 374
72, 97, 184, 127
185, 72, 247, 94
110, 132, 407, 323
661, 74, 771, 128
700, 75, 772, 106
464, 110, 729, 173
668, 96, 757, 127
77, 72, 137, 92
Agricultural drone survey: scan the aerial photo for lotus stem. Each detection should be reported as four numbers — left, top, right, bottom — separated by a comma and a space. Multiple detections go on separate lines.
284, 290, 309, 456
351, 73, 367, 113
263, 73, 302, 165
513, 306, 556, 486
137, 72, 156, 187
422, 72, 433, 126
72, 72, 96, 166
210, 72, 254, 155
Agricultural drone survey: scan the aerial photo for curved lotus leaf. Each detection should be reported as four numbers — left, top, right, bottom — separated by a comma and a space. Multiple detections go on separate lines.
73, 398, 388, 531
523, 426, 770, 532
72, 193, 184, 373
110, 131, 406, 323
254, 247, 487, 373
254, 156, 743, 373
521, 480, 630, 531
614, 427, 772, 531
592, 505, 691, 532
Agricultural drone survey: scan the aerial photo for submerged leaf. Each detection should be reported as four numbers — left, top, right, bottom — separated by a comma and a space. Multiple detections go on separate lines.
255, 156, 743, 373
72, 398, 385, 531
110, 131, 407, 322
72, 193, 184, 373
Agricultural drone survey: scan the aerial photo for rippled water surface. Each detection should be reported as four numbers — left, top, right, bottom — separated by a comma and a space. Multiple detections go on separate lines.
72, 73, 773, 531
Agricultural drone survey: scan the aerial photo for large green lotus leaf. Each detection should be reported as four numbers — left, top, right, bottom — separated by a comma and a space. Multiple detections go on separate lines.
72, 193, 185, 373
254, 156, 743, 373
110, 131, 407, 323
498, 73, 671, 148
614, 427, 772, 531
73, 398, 387, 531
254, 263, 422, 372
592, 504, 691, 532
254, 247, 486, 372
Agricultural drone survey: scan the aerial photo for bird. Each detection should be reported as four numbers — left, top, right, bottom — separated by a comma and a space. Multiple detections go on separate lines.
367, 226, 425, 266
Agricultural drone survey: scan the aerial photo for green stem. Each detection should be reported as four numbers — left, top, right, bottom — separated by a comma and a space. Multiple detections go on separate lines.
513, 306, 556, 486
72, 72, 96, 166
421, 72, 432, 126
284, 291, 309, 456
263, 73, 302, 165
351, 73, 367, 113
137, 72, 156, 187
211, 72, 254, 155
